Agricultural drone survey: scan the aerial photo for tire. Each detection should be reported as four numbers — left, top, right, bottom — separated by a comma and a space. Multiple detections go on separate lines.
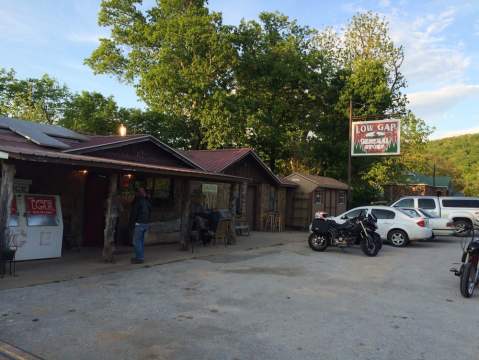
308, 233, 329, 252
361, 234, 380, 257
373, 233, 382, 250
460, 261, 477, 298
454, 220, 471, 237
388, 229, 409, 247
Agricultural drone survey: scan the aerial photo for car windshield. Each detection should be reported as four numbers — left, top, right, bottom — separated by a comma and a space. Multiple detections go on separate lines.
398, 208, 417, 218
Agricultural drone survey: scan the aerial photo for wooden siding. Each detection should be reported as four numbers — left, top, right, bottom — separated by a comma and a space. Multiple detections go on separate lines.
224, 154, 276, 185
85, 142, 194, 169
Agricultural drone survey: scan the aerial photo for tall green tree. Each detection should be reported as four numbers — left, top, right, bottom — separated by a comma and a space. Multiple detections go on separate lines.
119, 108, 193, 148
85, 0, 237, 149
0, 68, 70, 124
232, 12, 331, 172
60, 91, 120, 135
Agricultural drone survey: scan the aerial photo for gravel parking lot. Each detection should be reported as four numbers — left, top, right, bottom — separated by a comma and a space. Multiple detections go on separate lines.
0, 235, 477, 360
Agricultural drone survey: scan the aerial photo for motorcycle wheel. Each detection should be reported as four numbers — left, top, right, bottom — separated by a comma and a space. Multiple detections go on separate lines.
373, 233, 382, 250
308, 233, 329, 252
361, 234, 380, 257
460, 261, 477, 298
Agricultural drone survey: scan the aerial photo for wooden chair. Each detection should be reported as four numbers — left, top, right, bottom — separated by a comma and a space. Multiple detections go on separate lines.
274, 214, 282, 232
212, 219, 231, 247
235, 220, 250, 236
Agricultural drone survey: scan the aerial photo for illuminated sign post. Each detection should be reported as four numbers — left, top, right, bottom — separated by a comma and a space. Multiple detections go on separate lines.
351, 119, 400, 156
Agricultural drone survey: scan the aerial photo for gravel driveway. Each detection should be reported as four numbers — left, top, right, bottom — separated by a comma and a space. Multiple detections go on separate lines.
0, 235, 477, 360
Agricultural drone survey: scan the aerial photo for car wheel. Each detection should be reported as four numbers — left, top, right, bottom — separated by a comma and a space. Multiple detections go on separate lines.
454, 220, 471, 237
388, 229, 409, 247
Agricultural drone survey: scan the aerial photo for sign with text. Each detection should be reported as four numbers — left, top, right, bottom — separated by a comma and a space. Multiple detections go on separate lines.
202, 183, 218, 194
352, 119, 400, 156
25, 195, 57, 215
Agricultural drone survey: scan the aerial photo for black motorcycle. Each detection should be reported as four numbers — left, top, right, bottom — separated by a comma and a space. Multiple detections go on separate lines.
451, 227, 479, 297
308, 211, 382, 257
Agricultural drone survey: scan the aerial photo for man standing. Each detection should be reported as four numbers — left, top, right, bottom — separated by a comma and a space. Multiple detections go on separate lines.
129, 187, 151, 264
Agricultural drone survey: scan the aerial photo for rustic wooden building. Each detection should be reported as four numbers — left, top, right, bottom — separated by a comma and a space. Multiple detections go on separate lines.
283, 172, 348, 229
0, 117, 245, 262
383, 173, 454, 202
184, 148, 296, 231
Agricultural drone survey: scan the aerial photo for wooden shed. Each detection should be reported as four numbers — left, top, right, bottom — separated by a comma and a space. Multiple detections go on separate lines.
283, 172, 349, 229
184, 148, 296, 231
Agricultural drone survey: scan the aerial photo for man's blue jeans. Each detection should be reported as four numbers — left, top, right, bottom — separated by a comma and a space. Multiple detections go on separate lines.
132, 223, 148, 260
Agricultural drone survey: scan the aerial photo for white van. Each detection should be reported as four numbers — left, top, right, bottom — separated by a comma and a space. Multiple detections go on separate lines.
391, 196, 479, 235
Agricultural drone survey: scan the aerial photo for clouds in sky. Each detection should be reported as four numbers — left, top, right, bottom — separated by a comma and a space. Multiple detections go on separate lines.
379, 5, 479, 138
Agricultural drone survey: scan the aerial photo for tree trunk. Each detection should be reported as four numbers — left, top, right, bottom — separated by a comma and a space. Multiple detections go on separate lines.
0, 162, 15, 274
102, 174, 118, 263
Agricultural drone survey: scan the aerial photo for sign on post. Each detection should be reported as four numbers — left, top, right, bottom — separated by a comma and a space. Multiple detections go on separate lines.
351, 119, 400, 156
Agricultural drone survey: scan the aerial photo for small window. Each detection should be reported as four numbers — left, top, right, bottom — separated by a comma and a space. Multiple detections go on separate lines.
398, 209, 419, 218
314, 192, 321, 205
343, 208, 364, 219
371, 209, 396, 219
269, 187, 277, 211
418, 198, 436, 210
394, 198, 414, 208
442, 199, 479, 208
338, 192, 345, 204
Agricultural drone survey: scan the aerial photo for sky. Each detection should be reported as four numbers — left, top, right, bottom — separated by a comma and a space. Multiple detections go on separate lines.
1, 0, 478, 139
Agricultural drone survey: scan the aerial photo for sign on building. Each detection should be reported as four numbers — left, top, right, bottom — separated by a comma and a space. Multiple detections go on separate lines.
351, 119, 400, 156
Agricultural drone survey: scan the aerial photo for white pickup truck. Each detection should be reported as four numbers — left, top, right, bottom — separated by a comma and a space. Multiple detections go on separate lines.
391, 196, 479, 235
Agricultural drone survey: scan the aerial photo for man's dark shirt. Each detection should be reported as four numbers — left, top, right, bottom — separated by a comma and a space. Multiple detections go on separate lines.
130, 196, 152, 225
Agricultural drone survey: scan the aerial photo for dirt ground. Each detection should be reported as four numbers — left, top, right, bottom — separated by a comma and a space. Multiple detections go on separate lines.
0, 233, 477, 360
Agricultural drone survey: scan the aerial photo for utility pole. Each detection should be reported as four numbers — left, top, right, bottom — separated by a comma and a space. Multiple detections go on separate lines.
347, 98, 352, 209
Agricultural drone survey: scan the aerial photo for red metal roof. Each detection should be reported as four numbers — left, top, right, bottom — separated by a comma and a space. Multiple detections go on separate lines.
184, 148, 252, 173
63, 135, 147, 150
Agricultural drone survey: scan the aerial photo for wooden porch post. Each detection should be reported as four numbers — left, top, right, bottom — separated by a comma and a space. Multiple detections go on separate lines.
102, 173, 118, 263
228, 182, 239, 245
240, 181, 247, 219
180, 179, 191, 250
0, 162, 15, 265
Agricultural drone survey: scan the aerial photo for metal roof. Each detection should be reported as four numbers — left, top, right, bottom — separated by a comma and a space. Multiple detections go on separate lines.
285, 173, 349, 190
0, 117, 88, 149
0, 144, 246, 183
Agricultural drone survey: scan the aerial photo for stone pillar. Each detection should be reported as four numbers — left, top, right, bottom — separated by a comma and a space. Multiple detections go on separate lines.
179, 179, 191, 251
102, 173, 118, 263
0, 162, 15, 275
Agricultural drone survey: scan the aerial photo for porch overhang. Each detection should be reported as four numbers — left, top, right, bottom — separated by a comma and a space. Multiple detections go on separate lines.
0, 145, 247, 183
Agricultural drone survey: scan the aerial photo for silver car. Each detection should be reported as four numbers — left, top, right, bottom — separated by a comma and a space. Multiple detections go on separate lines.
399, 208, 455, 236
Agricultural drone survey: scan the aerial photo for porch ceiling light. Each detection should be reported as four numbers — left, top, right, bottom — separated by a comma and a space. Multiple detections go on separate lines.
119, 124, 127, 137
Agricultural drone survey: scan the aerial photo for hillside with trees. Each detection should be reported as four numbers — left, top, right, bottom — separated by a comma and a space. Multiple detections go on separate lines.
426, 134, 479, 196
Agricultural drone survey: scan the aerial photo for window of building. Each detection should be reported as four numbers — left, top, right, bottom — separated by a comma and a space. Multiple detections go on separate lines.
338, 192, 345, 204
315, 192, 321, 205
269, 187, 277, 212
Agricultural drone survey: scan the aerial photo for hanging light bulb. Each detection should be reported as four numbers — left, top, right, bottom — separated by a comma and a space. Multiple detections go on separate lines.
119, 124, 127, 137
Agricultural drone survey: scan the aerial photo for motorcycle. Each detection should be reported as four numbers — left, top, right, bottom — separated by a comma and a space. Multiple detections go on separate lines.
308, 210, 382, 257
451, 226, 479, 297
